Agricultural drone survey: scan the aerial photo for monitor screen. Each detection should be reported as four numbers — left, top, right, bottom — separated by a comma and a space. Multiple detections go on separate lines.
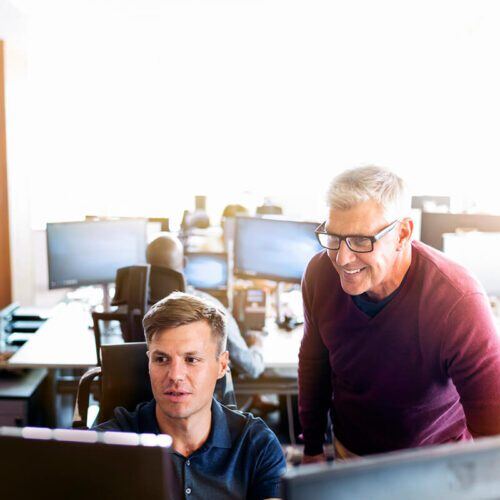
234, 217, 322, 283
47, 219, 148, 289
282, 435, 500, 500
184, 252, 228, 290
0, 427, 176, 500
420, 212, 500, 250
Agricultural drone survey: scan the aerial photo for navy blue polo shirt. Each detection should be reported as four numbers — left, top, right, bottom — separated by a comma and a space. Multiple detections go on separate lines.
95, 398, 286, 499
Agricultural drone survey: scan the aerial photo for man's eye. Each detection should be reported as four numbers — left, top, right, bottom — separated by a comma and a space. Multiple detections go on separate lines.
154, 356, 168, 364
186, 357, 200, 364
349, 237, 371, 248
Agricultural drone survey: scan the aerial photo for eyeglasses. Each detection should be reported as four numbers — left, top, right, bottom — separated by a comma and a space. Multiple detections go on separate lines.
315, 220, 400, 253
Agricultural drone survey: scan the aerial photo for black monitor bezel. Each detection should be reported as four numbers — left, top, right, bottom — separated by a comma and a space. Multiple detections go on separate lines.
46, 219, 148, 289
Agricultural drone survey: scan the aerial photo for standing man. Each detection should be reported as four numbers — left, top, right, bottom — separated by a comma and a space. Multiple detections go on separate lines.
299, 165, 500, 461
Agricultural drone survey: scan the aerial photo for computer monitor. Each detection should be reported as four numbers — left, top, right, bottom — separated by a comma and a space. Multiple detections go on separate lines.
420, 212, 500, 251
443, 231, 500, 296
282, 436, 500, 499
47, 219, 148, 289
0, 426, 177, 500
234, 217, 322, 283
85, 215, 169, 240
184, 252, 228, 291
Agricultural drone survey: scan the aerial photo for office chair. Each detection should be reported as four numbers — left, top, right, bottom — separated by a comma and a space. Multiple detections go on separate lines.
92, 265, 151, 364
234, 375, 299, 445
149, 266, 186, 305
73, 342, 237, 429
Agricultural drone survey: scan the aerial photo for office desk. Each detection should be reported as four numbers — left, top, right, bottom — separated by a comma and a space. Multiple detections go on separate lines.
5, 303, 303, 372
236, 320, 302, 444
6, 303, 97, 370
1, 302, 98, 426
0, 369, 48, 426
261, 319, 303, 371
2, 302, 303, 427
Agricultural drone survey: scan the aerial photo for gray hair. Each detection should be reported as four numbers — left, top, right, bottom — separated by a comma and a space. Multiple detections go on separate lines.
326, 165, 411, 220
143, 291, 227, 356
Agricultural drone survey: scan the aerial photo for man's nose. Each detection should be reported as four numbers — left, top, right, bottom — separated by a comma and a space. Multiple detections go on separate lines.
334, 240, 357, 267
167, 358, 186, 382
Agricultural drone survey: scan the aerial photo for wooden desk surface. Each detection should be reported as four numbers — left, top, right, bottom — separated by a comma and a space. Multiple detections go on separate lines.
6, 302, 97, 369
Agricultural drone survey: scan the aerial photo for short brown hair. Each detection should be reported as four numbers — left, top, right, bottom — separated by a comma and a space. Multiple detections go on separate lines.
143, 291, 227, 356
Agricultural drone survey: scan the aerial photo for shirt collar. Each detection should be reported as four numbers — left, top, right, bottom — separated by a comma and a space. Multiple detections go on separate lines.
204, 398, 232, 449
150, 397, 233, 449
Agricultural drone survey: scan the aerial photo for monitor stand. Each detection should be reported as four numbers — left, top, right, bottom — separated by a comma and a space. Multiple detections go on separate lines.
101, 283, 111, 311
86, 284, 118, 337
275, 282, 285, 326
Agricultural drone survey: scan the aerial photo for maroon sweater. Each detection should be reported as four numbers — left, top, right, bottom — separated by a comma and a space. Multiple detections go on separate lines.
299, 240, 500, 456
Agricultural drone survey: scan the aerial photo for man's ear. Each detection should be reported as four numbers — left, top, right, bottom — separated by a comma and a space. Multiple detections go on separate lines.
398, 218, 414, 248
217, 350, 229, 379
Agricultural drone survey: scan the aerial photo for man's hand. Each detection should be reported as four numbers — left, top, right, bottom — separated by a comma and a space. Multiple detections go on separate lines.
301, 452, 327, 465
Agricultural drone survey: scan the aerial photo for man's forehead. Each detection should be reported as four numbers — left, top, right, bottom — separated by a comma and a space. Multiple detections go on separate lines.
149, 345, 203, 356
149, 322, 216, 349
148, 338, 214, 357
326, 201, 389, 234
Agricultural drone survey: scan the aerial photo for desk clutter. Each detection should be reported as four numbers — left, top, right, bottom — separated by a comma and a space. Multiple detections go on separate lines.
0, 303, 53, 347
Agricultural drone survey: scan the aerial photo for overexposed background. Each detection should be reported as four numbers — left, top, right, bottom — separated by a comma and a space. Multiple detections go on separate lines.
2, 0, 500, 303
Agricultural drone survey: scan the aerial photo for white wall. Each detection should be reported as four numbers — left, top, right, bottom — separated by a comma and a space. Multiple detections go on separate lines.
4, 0, 500, 304
1, 0, 34, 305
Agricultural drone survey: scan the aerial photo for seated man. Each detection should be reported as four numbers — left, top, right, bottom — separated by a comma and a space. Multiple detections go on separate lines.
146, 233, 266, 379
96, 292, 286, 500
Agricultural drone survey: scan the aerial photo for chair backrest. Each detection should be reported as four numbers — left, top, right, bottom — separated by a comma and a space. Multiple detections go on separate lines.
96, 342, 235, 425
97, 342, 153, 424
148, 266, 186, 305
112, 265, 151, 315
92, 264, 150, 354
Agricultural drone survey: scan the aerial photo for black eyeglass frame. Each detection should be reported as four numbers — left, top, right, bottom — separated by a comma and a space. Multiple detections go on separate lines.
314, 220, 400, 253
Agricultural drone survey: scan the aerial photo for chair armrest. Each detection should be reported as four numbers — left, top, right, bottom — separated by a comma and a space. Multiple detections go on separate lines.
72, 366, 102, 429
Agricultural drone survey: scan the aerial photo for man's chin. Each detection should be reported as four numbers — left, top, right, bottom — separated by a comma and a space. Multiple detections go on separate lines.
340, 281, 368, 296
157, 402, 191, 420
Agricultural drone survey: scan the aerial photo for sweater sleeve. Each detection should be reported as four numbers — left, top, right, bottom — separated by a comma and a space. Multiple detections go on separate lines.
298, 264, 333, 456
442, 292, 500, 437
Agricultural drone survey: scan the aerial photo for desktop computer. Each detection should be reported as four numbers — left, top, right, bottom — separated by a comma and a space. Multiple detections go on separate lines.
233, 216, 322, 329
0, 426, 177, 500
46, 219, 148, 289
184, 252, 228, 291
420, 212, 500, 251
282, 435, 500, 499
233, 216, 322, 284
